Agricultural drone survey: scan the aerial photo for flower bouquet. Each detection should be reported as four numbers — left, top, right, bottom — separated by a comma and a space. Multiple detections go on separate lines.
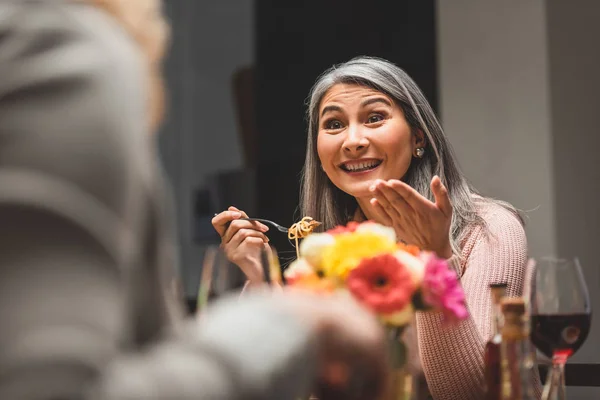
284, 220, 469, 399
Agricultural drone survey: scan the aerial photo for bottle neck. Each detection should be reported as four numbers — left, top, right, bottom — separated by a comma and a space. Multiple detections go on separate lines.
502, 314, 529, 341
489, 286, 507, 337
501, 312, 536, 400
492, 302, 502, 336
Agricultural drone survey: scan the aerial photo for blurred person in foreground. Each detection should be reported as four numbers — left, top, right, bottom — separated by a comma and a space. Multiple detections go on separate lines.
0, 0, 389, 399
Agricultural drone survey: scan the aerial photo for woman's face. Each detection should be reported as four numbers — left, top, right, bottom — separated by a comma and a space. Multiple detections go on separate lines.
317, 83, 422, 199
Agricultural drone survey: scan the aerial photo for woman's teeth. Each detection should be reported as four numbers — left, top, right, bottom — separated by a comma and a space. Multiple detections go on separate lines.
342, 160, 381, 172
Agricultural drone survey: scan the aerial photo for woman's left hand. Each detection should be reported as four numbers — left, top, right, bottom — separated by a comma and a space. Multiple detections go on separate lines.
369, 175, 453, 259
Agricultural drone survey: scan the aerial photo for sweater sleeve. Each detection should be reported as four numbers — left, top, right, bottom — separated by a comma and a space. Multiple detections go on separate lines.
415, 204, 541, 400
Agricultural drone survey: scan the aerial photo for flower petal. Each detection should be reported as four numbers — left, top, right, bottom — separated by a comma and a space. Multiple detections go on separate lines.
283, 258, 316, 283
298, 233, 335, 267
347, 254, 415, 315
356, 221, 397, 243
380, 303, 415, 326
394, 250, 425, 285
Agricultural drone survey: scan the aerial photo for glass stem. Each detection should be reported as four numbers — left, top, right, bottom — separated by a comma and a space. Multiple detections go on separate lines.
542, 354, 567, 400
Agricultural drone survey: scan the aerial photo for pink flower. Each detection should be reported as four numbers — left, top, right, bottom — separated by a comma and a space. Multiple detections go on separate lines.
421, 255, 469, 324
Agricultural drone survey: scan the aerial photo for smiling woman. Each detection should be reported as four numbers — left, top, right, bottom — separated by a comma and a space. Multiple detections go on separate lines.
316, 84, 425, 226
211, 56, 543, 399
299, 56, 543, 399
303, 57, 486, 254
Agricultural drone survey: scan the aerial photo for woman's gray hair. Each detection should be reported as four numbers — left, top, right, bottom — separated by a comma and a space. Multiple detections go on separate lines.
300, 56, 520, 256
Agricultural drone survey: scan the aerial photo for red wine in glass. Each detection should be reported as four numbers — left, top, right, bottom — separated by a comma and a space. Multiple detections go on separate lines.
530, 257, 591, 400
530, 313, 591, 359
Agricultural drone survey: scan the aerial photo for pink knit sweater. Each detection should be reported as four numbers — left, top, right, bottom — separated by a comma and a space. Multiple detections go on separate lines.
416, 201, 542, 399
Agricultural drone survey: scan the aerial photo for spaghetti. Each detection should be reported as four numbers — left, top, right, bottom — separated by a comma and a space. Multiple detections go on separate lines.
288, 217, 322, 258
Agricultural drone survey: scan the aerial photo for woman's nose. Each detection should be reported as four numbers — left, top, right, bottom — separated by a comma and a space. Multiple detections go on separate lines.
342, 125, 370, 154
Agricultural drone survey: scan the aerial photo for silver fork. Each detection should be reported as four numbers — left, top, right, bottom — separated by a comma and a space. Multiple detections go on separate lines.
240, 218, 289, 233
214, 214, 288, 233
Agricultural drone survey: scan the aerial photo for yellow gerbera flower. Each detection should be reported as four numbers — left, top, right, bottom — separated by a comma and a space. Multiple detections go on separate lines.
321, 232, 398, 280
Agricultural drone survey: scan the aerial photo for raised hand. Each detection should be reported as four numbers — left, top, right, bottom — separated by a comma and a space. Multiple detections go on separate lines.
369, 175, 453, 259
211, 206, 270, 284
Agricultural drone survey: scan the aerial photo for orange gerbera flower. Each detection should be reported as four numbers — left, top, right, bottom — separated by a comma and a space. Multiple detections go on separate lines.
347, 253, 416, 314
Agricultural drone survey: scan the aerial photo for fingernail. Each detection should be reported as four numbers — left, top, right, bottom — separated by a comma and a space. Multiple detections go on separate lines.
260, 224, 269, 232
231, 211, 242, 218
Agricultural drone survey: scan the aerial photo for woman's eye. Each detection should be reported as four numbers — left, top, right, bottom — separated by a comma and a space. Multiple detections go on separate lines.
367, 114, 384, 124
325, 120, 343, 130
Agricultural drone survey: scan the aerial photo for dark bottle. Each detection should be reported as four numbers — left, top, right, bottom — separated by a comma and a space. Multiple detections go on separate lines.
484, 283, 508, 400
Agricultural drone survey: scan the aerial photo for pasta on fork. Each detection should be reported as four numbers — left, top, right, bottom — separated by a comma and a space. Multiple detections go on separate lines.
288, 217, 321, 258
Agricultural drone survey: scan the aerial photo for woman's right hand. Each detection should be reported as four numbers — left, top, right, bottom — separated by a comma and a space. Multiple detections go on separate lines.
211, 206, 270, 284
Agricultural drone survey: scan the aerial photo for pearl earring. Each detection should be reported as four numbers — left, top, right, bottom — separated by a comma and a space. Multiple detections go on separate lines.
415, 147, 425, 158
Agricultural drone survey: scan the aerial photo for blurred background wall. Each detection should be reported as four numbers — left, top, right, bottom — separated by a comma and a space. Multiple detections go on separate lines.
158, 1, 599, 396
437, 2, 600, 397
159, 0, 254, 296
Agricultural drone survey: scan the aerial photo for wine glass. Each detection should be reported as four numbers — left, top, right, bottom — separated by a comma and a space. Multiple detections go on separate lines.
530, 257, 592, 400
196, 245, 282, 313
